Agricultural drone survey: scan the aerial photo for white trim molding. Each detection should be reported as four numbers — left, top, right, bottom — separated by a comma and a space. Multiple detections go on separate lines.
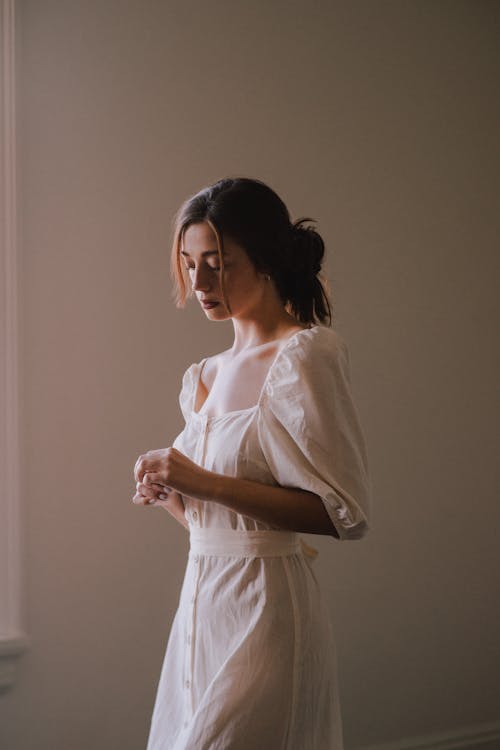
0, 0, 30, 692
357, 719, 500, 750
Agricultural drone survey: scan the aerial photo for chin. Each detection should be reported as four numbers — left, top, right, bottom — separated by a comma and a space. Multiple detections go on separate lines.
203, 305, 230, 320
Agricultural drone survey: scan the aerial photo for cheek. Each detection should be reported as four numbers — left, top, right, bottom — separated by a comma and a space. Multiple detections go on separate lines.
224, 267, 260, 296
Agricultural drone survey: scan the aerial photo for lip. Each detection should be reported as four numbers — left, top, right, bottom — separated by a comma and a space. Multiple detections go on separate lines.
201, 300, 219, 309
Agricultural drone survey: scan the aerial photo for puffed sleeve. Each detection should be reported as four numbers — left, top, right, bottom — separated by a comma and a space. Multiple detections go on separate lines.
178, 362, 197, 423
256, 327, 371, 541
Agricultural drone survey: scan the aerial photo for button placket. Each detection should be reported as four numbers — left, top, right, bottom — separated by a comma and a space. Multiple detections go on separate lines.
185, 549, 202, 716
183, 413, 208, 721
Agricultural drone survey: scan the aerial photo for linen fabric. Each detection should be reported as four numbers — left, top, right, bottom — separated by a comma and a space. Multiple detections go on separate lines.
146, 325, 371, 750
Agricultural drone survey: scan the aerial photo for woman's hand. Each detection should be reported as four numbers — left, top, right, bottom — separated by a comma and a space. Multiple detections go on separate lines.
132, 477, 188, 529
133, 447, 212, 502
132, 475, 172, 506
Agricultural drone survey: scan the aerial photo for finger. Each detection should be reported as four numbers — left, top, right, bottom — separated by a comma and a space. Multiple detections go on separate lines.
137, 483, 160, 501
132, 492, 150, 505
138, 480, 167, 499
134, 455, 154, 484
133, 455, 144, 479
136, 480, 158, 494
143, 471, 165, 486
138, 480, 171, 502
132, 491, 157, 506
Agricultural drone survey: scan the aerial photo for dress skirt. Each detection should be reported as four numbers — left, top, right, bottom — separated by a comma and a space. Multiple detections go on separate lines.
146, 528, 344, 750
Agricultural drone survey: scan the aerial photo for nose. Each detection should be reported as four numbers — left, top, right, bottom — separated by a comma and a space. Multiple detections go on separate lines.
192, 265, 212, 292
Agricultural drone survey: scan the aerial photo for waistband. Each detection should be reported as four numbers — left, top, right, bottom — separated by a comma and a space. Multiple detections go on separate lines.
189, 527, 302, 558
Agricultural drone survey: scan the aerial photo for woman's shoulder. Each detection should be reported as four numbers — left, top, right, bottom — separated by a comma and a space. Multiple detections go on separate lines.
279, 323, 347, 363
263, 324, 348, 397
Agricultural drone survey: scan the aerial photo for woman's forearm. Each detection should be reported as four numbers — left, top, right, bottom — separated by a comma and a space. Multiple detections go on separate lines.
135, 449, 338, 537
159, 501, 189, 529
157, 490, 189, 530
202, 472, 339, 538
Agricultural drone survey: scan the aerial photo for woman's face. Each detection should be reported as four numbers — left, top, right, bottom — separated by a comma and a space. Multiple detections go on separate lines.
181, 222, 268, 321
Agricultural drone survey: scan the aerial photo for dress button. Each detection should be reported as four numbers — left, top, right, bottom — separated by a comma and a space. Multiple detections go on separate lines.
185, 679, 191, 689
192, 510, 198, 522
193, 554, 199, 563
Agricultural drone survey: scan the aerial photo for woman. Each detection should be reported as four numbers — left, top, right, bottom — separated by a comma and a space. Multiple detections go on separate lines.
133, 177, 371, 750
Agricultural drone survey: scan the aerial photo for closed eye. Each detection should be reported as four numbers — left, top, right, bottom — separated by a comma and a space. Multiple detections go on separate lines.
184, 264, 221, 272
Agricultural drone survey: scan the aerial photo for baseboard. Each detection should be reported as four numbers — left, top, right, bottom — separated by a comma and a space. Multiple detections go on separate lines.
356, 719, 500, 750
0, 633, 30, 692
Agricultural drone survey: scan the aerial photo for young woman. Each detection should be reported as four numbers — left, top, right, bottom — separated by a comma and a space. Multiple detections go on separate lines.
133, 177, 371, 750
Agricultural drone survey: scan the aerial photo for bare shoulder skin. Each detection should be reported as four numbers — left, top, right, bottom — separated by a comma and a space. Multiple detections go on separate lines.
197, 325, 306, 418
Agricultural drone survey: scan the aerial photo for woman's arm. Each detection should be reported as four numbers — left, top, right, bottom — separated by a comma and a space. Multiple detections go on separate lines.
203, 471, 339, 538
134, 447, 338, 538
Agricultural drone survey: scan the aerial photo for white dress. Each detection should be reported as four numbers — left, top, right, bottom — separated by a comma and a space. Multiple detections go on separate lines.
146, 325, 371, 750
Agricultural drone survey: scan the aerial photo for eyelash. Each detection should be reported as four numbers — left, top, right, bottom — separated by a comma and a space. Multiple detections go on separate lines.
185, 264, 221, 272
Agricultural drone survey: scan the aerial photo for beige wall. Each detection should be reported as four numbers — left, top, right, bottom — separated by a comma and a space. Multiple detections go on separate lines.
1, 1, 499, 748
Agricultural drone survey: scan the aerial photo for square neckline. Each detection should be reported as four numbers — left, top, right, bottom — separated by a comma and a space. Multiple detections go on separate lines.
191, 325, 319, 422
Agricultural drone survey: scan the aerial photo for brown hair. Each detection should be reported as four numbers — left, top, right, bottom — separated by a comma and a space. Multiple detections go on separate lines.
170, 177, 333, 326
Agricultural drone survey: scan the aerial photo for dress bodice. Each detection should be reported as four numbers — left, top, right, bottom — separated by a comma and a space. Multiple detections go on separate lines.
172, 325, 371, 541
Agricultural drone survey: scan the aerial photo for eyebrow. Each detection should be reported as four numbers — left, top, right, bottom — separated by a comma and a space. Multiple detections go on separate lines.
180, 249, 227, 258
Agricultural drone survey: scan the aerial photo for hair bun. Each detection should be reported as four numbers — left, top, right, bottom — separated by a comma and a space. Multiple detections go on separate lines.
290, 219, 323, 280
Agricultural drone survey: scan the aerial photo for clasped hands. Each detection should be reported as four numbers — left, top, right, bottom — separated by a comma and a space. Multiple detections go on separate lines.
132, 446, 213, 507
